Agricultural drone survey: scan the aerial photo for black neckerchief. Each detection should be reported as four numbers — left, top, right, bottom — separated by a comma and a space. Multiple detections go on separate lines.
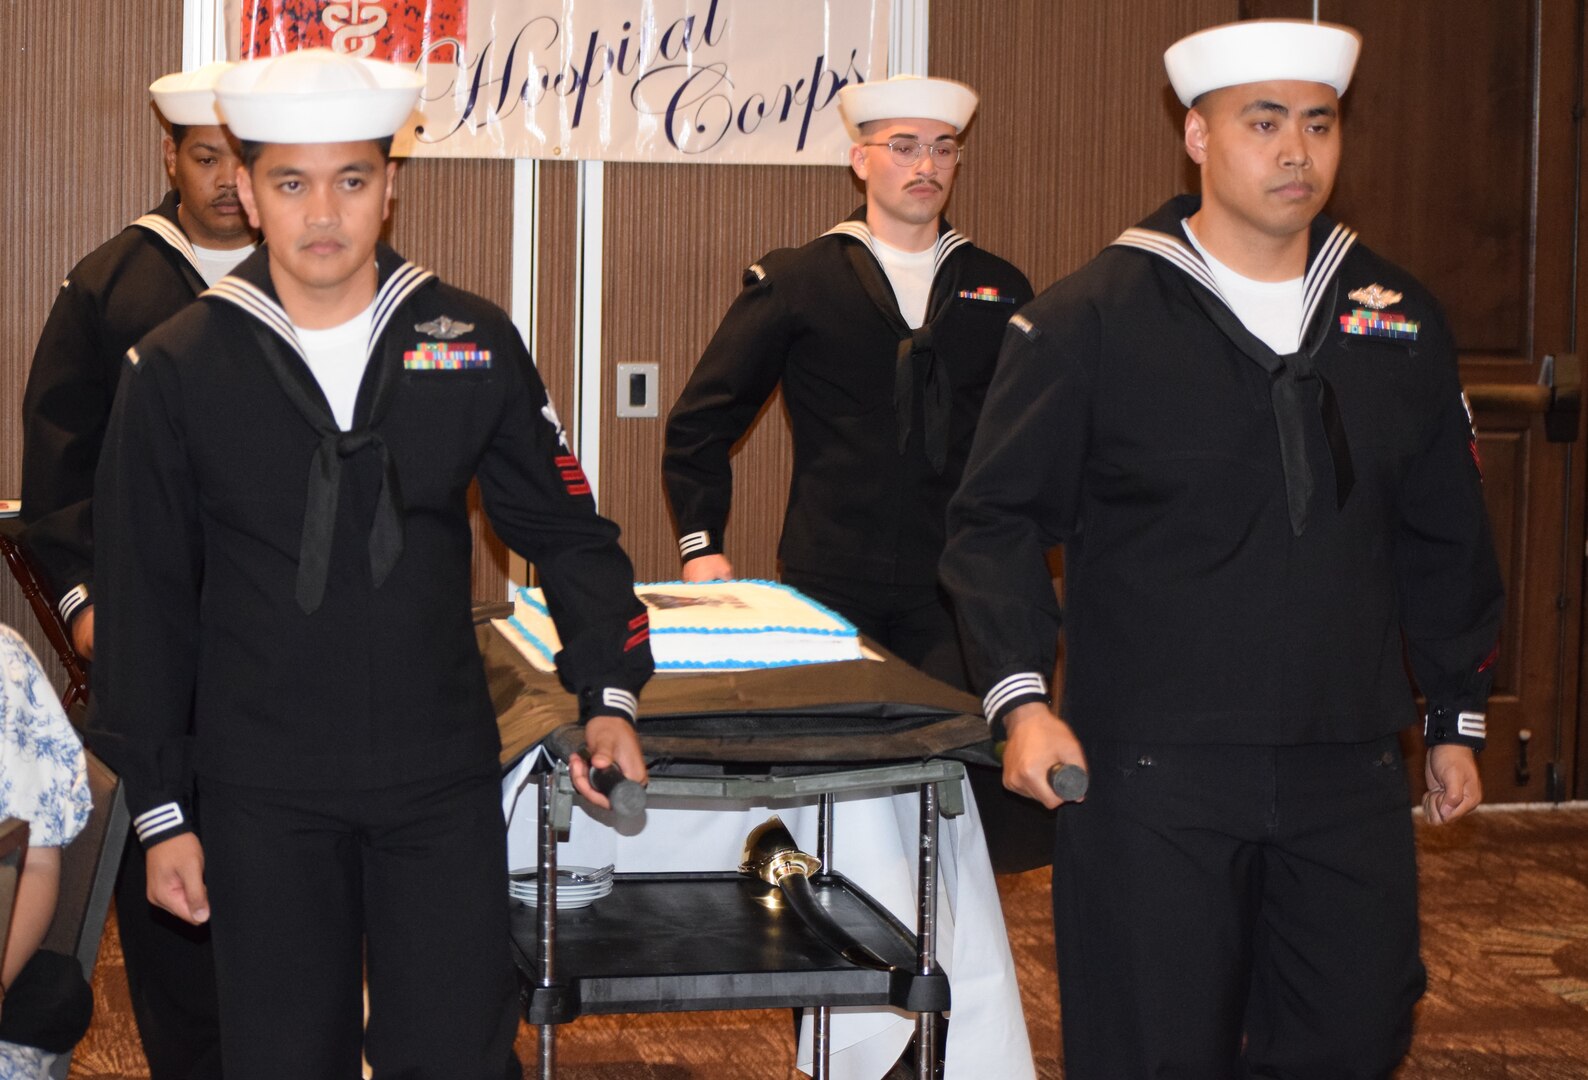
1111, 194, 1357, 535
823, 209, 972, 473
203, 244, 436, 612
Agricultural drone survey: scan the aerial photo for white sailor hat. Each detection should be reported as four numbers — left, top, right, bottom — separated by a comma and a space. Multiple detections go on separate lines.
150, 62, 232, 126
214, 48, 424, 144
837, 75, 978, 142
1164, 19, 1361, 107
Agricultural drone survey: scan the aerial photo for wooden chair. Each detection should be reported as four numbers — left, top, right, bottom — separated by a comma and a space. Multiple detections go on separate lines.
0, 519, 90, 709
38, 753, 128, 1080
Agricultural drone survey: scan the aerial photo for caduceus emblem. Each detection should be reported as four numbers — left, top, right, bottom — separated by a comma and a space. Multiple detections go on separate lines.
322, 0, 388, 57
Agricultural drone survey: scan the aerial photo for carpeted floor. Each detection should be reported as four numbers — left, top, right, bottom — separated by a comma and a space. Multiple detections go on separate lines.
66, 805, 1588, 1079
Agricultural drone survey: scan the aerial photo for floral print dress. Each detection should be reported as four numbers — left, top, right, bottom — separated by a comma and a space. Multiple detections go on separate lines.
1, 624, 90, 1078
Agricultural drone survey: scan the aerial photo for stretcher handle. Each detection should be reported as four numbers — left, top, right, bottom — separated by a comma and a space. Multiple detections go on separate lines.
589, 762, 647, 817
1048, 763, 1090, 801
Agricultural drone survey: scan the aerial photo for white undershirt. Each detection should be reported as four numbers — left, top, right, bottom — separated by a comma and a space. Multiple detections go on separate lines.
1183, 220, 1304, 355
295, 300, 376, 431
871, 238, 938, 329
191, 243, 255, 287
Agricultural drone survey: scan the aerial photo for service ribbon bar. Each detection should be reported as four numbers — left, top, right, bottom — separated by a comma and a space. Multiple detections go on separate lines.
959, 286, 1017, 304
403, 341, 493, 370
1339, 308, 1419, 341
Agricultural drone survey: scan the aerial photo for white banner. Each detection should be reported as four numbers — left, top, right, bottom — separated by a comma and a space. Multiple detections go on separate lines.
226, 1, 888, 164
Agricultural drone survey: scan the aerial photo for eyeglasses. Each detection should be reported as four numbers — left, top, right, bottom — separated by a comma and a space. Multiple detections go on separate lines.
860, 139, 964, 168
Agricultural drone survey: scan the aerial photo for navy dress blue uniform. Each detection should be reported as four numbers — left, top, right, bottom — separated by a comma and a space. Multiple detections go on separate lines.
19, 190, 224, 1080
90, 245, 653, 1080
663, 213, 1053, 870
22, 192, 205, 628
942, 195, 1504, 1077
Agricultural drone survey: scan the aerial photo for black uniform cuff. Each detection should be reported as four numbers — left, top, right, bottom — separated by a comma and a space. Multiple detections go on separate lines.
58, 582, 90, 626
678, 530, 723, 563
982, 671, 1051, 726
1423, 704, 1486, 751
131, 801, 193, 850
581, 687, 638, 723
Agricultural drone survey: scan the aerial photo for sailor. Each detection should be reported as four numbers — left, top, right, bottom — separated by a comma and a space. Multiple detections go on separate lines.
89, 49, 653, 1079
22, 63, 254, 661
19, 62, 252, 1080
663, 72, 1052, 874
942, 19, 1504, 1077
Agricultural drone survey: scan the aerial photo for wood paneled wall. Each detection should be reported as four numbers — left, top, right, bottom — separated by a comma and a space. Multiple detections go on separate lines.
534, 162, 580, 427
0, 1, 185, 684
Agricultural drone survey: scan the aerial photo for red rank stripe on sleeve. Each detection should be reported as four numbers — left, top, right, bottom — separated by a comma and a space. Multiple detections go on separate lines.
555, 455, 591, 497
1478, 640, 1500, 673
1469, 438, 1483, 477
625, 612, 650, 651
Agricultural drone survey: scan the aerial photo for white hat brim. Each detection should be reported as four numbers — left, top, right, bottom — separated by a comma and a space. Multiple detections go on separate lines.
215, 50, 424, 144
150, 62, 233, 126
837, 76, 978, 142
1165, 20, 1361, 107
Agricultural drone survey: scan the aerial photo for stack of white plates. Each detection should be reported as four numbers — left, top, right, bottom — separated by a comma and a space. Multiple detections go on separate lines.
508, 864, 614, 909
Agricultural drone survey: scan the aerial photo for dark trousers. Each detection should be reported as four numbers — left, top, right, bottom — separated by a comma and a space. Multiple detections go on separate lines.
0, 948, 93, 1054
1053, 736, 1425, 1080
781, 568, 1057, 873
116, 834, 224, 1079
197, 766, 519, 1080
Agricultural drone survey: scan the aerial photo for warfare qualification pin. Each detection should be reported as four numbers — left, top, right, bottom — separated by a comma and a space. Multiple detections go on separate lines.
1347, 284, 1403, 311
414, 315, 475, 340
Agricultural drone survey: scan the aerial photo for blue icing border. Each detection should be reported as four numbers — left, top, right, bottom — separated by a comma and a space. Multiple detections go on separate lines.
507, 580, 860, 664
514, 587, 552, 618
505, 614, 556, 665
655, 655, 855, 670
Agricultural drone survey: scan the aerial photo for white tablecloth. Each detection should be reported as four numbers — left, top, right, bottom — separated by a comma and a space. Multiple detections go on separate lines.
502, 751, 1036, 1079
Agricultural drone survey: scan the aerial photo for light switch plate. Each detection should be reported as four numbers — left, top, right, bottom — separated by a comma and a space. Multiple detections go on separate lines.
615, 362, 659, 418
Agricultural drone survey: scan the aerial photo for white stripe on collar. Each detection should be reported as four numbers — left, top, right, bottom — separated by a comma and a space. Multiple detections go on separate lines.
1111, 221, 1358, 340
132, 212, 202, 279
821, 219, 971, 273
205, 259, 435, 363
935, 231, 970, 273
1112, 227, 1224, 299
370, 261, 435, 352
1300, 222, 1358, 330
824, 219, 876, 251
205, 277, 306, 360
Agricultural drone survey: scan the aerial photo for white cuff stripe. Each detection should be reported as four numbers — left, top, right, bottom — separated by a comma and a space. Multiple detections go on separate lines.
1457, 711, 1487, 739
133, 803, 185, 842
58, 584, 89, 623
679, 531, 711, 557
601, 688, 638, 720
983, 672, 1048, 719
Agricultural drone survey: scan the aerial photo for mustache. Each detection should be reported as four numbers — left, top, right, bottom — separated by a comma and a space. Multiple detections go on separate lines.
906, 179, 944, 192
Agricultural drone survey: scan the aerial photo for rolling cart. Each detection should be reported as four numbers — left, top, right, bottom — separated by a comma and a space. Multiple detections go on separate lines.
480, 614, 996, 1080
